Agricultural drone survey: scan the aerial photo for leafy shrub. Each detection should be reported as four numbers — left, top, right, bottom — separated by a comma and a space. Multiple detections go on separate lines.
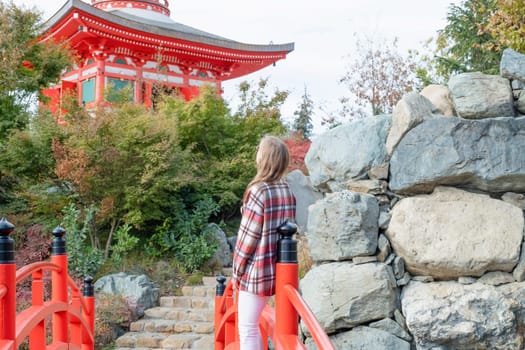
148, 196, 220, 272
61, 204, 104, 278
95, 292, 136, 349
109, 223, 139, 266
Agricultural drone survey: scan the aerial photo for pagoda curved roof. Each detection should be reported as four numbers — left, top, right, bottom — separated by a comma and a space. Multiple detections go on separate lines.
43, 0, 294, 54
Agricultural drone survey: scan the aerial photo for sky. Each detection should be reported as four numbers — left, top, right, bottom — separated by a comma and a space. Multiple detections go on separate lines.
18, 0, 458, 134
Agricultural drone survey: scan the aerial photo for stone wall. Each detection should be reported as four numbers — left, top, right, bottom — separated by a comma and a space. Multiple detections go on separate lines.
297, 48, 525, 349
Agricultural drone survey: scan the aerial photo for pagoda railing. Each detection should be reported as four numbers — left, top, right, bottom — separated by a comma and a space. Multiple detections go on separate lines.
214, 221, 335, 350
0, 217, 95, 350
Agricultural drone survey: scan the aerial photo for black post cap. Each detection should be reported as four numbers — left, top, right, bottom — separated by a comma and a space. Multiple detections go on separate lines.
0, 217, 15, 264
216, 275, 227, 296
277, 220, 298, 263
276, 220, 297, 238
51, 225, 67, 255
83, 276, 94, 297
0, 217, 15, 236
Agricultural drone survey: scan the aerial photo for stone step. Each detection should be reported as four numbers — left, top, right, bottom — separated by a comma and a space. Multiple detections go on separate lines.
115, 331, 212, 349
160, 295, 215, 309
113, 273, 228, 349
181, 284, 216, 298
130, 319, 214, 334
144, 306, 215, 322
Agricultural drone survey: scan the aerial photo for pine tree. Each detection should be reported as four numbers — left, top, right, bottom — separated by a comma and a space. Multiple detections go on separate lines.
292, 87, 314, 139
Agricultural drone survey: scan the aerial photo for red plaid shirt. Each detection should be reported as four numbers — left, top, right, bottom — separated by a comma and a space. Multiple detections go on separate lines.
232, 180, 296, 296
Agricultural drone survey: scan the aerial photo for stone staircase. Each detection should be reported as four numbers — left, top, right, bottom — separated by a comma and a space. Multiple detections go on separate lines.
114, 274, 227, 350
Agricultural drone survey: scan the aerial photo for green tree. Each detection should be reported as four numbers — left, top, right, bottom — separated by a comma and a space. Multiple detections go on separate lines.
482, 0, 525, 52
0, 112, 62, 181
53, 100, 194, 258
434, 0, 500, 79
339, 35, 419, 119
235, 78, 289, 125
172, 82, 288, 219
0, 1, 71, 137
292, 86, 314, 139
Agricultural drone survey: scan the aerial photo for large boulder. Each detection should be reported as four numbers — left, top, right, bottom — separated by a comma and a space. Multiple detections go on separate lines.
420, 84, 456, 117
300, 262, 398, 334
306, 191, 379, 262
95, 273, 160, 318
306, 326, 410, 350
207, 223, 232, 268
386, 92, 439, 155
305, 114, 391, 192
448, 72, 515, 119
501, 48, 525, 83
386, 187, 524, 279
389, 116, 525, 194
402, 281, 523, 349
286, 169, 323, 233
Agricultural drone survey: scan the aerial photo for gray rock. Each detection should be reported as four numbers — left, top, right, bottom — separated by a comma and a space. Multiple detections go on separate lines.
517, 91, 525, 114
353, 256, 377, 265
420, 84, 456, 117
300, 262, 398, 334
207, 223, 232, 268
307, 191, 379, 262
306, 326, 411, 350
377, 234, 391, 262
378, 211, 391, 230
387, 187, 524, 279
402, 281, 522, 349
390, 116, 525, 194
512, 80, 525, 90
501, 48, 525, 83
286, 169, 323, 233
478, 271, 515, 286
513, 240, 525, 282
305, 114, 391, 192
458, 276, 477, 285
411, 275, 434, 283
501, 192, 525, 209
392, 256, 405, 279
369, 317, 413, 342
95, 273, 159, 318
396, 272, 411, 287
448, 72, 515, 119
386, 92, 438, 155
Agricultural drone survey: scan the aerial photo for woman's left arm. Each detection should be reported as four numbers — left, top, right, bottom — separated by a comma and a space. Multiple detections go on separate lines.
232, 188, 264, 282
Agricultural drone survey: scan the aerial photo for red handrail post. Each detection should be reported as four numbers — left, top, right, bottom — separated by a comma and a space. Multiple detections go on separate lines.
50, 226, 69, 344
214, 276, 227, 350
29, 270, 46, 349
0, 218, 16, 348
70, 289, 82, 346
224, 288, 236, 347
82, 276, 95, 350
275, 221, 299, 345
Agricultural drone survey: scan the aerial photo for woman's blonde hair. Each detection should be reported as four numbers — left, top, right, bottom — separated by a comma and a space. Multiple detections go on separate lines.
245, 136, 289, 197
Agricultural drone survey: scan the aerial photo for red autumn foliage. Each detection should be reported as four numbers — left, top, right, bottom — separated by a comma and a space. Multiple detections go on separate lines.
14, 224, 53, 309
284, 134, 311, 175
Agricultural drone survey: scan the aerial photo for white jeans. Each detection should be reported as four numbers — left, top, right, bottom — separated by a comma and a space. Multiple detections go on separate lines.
238, 290, 270, 350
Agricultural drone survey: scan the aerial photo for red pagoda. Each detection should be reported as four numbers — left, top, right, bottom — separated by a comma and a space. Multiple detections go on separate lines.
40, 0, 294, 109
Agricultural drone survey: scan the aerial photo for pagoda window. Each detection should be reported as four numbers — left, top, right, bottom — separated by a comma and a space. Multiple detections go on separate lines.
81, 78, 95, 103
115, 57, 127, 65
107, 77, 134, 102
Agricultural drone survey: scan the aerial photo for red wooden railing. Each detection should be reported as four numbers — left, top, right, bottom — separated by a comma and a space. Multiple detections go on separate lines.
214, 221, 335, 350
0, 218, 95, 350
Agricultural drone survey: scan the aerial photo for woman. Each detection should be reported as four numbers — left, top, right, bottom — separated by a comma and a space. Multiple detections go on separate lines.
232, 135, 297, 350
